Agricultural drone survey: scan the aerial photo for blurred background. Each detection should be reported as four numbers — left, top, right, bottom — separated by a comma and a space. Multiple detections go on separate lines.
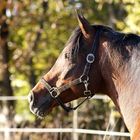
0, 0, 140, 140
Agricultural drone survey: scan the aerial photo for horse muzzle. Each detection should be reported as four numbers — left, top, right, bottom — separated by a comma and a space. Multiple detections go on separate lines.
28, 91, 53, 118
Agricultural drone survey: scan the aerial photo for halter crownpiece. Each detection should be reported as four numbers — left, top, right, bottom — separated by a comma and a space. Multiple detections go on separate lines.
40, 29, 100, 112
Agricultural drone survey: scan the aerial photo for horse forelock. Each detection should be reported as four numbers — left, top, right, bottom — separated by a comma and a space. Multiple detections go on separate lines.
65, 27, 81, 46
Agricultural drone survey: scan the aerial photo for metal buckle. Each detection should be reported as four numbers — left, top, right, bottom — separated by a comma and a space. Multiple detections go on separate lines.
86, 53, 95, 63
80, 75, 89, 83
50, 87, 60, 98
84, 90, 92, 98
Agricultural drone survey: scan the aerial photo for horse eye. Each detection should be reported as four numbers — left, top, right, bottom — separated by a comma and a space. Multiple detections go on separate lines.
65, 53, 69, 59
71, 48, 75, 56
65, 48, 77, 63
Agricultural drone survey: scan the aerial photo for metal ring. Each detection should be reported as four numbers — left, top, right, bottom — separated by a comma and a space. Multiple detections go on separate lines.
86, 53, 95, 63
50, 87, 60, 98
84, 90, 92, 97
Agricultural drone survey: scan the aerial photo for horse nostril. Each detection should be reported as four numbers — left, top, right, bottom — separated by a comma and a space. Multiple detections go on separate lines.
28, 91, 34, 103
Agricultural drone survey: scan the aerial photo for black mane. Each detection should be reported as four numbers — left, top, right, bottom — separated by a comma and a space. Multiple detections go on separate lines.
93, 25, 140, 61
102, 26, 140, 60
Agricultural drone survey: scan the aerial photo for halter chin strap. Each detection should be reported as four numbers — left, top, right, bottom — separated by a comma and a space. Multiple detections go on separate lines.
40, 29, 100, 112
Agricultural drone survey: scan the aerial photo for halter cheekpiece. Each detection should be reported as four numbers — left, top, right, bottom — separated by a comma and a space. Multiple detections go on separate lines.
40, 29, 100, 112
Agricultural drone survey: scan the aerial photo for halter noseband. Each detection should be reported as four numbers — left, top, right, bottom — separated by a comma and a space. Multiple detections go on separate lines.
40, 30, 100, 112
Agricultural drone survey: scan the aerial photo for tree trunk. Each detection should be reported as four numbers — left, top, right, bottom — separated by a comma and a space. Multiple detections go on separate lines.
0, 6, 14, 140
0, 8, 14, 116
28, 0, 48, 88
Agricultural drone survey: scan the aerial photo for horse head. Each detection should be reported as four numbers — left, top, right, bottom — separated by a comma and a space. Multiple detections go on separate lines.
28, 12, 107, 118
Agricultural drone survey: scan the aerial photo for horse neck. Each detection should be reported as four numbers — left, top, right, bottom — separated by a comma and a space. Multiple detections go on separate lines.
100, 44, 140, 138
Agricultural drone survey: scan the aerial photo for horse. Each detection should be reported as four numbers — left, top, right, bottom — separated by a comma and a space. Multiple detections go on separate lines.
28, 12, 140, 140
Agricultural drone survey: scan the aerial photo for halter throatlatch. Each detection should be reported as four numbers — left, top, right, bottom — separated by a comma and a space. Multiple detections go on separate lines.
40, 30, 100, 112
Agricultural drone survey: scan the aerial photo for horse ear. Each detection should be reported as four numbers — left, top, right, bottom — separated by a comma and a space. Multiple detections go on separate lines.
76, 10, 92, 40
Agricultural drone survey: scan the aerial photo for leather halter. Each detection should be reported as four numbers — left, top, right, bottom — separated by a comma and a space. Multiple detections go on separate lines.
40, 29, 100, 112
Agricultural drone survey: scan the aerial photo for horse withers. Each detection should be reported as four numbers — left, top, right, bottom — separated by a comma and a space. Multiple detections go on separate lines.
28, 12, 140, 140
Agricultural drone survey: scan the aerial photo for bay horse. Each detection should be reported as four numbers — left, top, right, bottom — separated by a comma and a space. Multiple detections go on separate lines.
28, 12, 140, 140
